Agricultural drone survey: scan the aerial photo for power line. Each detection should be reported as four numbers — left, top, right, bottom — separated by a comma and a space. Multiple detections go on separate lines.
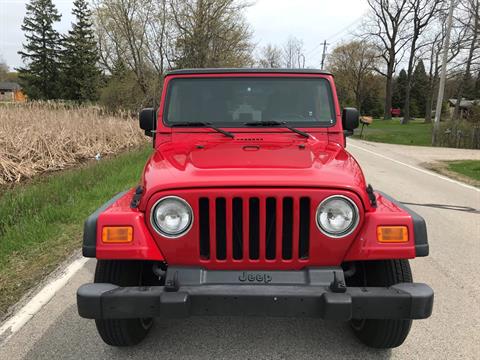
305, 14, 365, 56
326, 14, 365, 42
305, 42, 323, 56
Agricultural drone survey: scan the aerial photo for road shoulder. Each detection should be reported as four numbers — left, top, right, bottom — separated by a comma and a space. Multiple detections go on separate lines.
0, 259, 94, 359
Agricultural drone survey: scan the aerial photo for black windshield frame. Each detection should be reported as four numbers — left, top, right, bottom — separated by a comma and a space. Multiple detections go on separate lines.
163, 77, 337, 128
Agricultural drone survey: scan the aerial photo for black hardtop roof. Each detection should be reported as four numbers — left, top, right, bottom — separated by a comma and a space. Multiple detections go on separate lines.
165, 68, 333, 76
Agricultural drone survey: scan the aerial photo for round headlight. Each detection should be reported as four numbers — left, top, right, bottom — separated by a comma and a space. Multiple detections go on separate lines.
316, 195, 359, 237
151, 196, 193, 238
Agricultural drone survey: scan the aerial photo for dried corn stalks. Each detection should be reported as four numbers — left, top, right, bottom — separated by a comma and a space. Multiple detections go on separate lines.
0, 102, 147, 184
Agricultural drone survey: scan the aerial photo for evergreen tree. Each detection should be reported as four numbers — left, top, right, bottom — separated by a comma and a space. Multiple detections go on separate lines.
462, 72, 476, 100
60, 0, 100, 102
392, 69, 408, 113
17, 0, 61, 100
411, 60, 429, 118
474, 72, 480, 99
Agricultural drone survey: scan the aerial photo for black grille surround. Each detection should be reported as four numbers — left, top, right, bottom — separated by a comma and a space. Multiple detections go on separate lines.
199, 195, 311, 262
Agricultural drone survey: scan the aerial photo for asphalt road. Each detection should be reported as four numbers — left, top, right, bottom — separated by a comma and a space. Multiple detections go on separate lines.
1, 139, 479, 360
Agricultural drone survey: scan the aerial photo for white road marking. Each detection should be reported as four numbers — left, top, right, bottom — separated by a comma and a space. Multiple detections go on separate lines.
0, 257, 89, 343
348, 143, 480, 192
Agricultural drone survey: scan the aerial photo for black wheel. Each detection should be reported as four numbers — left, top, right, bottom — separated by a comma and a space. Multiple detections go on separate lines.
347, 259, 413, 349
94, 260, 154, 346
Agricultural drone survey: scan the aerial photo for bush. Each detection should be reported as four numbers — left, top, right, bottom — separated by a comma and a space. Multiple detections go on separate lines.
99, 73, 146, 113
467, 105, 480, 124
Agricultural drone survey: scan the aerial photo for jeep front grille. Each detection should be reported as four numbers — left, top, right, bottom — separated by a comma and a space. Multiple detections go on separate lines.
198, 196, 310, 261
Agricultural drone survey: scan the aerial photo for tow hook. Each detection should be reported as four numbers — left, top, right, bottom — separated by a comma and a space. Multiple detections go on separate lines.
330, 271, 347, 293
165, 271, 179, 292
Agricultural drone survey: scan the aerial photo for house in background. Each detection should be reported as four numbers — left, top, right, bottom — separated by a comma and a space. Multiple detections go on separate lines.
448, 98, 479, 119
0, 82, 26, 102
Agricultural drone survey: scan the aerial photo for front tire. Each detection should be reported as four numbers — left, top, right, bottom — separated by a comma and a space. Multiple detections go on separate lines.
94, 260, 153, 346
347, 259, 413, 349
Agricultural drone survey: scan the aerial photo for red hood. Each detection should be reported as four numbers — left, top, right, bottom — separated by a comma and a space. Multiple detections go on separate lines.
139, 133, 370, 210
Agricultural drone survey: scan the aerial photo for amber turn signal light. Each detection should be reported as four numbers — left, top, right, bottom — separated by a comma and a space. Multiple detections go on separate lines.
377, 226, 408, 243
102, 226, 133, 243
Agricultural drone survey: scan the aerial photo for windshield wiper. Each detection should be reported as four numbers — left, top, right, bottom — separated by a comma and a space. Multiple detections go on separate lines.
170, 121, 235, 138
244, 120, 310, 138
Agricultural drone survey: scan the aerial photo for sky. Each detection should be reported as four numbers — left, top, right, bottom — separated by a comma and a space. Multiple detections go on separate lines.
0, 0, 369, 70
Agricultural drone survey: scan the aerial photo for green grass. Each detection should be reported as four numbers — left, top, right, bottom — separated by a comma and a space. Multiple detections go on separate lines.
446, 160, 480, 182
0, 146, 152, 318
353, 118, 433, 146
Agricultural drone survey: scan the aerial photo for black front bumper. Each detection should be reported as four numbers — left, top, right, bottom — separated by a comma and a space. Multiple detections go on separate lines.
77, 267, 433, 321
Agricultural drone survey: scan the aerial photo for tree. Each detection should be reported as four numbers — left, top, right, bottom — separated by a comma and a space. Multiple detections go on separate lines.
401, 0, 442, 124
474, 71, 480, 98
94, 0, 171, 100
327, 41, 379, 113
392, 69, 408, 112
170, 0, 254, 68
410, 60, 429, 117
257, 44, 283, 68
364, 0, 412, 119
283, 36, 304, 68
361, 74, 385, 117
0, 58, 8, 81
61, 0, 100, 102
17, 0, 61, 100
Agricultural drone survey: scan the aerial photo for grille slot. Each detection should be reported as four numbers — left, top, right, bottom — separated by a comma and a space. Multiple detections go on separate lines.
265, 198, 277, 260
198, 195, 310, 262
199, 198, 210, 259
215, 198, 227, 260
282, 197, 294, 259
249, 198, 260, 260
299, 197, 310, 259
232, 198, 243, 260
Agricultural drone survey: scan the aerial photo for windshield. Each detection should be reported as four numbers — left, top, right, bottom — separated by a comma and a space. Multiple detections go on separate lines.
164, 77, 336, 127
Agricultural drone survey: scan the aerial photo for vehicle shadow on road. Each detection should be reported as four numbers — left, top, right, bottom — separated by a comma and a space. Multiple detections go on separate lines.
401, 202, 480, 214
24, 304, 392, 360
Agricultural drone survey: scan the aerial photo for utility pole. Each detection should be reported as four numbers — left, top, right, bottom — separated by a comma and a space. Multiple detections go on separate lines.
433, 0, 455, 145
320, 40, 329, 70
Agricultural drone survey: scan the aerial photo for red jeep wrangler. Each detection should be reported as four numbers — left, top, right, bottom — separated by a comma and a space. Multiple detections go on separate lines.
77, 69, 433, 349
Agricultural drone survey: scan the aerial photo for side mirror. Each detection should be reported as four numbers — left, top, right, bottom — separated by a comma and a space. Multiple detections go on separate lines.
139, 108, 156, 137
342, 108, 359, 136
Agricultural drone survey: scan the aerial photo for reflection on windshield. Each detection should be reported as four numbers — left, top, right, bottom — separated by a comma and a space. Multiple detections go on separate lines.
165, 77, 335, 127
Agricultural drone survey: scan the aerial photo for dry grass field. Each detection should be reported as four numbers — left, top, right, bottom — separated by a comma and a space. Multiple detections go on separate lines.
0, 102, 146, 184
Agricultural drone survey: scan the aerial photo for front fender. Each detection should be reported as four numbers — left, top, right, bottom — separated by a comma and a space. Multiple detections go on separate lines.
82, 189, 164, 260
344, 191, 428, 261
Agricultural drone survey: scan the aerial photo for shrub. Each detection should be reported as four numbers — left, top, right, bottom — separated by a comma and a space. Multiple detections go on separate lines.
467, 105, 480, 124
